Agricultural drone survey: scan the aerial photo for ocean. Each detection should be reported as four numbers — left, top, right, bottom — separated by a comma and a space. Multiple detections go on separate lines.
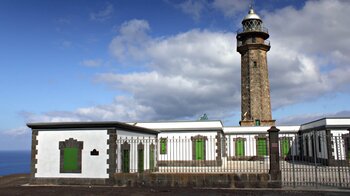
0, 151, 31, 176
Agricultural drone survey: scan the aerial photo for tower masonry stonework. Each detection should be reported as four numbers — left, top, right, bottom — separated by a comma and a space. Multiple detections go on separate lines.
237, 8, 275, 127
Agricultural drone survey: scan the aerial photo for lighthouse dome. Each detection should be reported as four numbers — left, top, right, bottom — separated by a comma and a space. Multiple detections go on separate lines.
243, 8, 261, 21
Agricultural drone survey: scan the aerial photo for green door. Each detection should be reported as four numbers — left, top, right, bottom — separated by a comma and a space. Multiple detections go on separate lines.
122, 149, 130, 173
257, 138, 267, 156
235, 139, 245, 157
138, 149, 144, 173
63, 147, 78, 171
149, 147, 155, 171
281, 138, 290, 156
195, 140, 204, 160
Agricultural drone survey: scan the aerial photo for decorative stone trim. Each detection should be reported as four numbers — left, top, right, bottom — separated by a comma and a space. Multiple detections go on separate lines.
107, 129, 117, 182
157, 160, 222, 167
215, 132, 222, 160
30, 130, 38, 181
137, 142, 144, 150
191, 135, 208, 161
31, 177, 108, 185
59, 138, 83, 173
222, 135, 227, 158
228, 156, 266, 161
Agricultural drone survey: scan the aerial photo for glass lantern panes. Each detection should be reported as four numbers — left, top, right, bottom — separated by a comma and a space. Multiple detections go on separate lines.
243, 19, 262, 32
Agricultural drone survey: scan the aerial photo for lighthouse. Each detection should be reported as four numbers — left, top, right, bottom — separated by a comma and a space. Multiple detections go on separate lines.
237, 6, 275, 127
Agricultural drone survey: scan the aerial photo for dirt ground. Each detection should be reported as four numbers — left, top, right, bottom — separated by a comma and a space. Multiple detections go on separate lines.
1, 174, 350, 196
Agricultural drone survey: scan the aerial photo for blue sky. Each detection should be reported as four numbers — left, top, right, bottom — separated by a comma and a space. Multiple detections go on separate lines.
1, 0, 350, 150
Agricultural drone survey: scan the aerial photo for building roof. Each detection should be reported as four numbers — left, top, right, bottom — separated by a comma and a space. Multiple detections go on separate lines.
224, 125, 300, 134
131, 120, 223, 132
27, 121, 159, 135
300, 117, 350, 131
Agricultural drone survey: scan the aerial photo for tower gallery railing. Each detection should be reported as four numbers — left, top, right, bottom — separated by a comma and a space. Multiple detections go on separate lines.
236, 27, 269, 35
237, 40, 270, 47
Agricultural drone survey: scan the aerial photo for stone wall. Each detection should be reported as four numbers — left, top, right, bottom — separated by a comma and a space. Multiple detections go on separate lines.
239, 47, 273, 125
114, 173, 280, 188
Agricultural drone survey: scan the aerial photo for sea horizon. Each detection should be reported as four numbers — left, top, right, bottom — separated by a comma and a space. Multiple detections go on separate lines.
0, 150, 31, 176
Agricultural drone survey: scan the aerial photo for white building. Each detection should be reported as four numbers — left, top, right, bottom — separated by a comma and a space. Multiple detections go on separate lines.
26, 7, 350, 185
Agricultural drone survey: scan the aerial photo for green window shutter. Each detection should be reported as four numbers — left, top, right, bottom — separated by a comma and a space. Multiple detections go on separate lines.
195, 140, 204, 160
138, 149, 144, 173
122, 149, 130, 173
149, 147, 155, 171
257, 138, 267, 156
160, 139, 167, 154
63, 147, 78, 171
235, 139, 245, 157
282, 138, 290, 156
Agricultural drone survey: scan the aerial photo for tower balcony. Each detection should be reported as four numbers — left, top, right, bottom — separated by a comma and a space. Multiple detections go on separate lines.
237, 40, 270, 48
236, 26, 269, 40
236, 26, 269, 35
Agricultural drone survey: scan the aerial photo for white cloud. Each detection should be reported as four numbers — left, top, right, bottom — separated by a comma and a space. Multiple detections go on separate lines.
81, 59, 103, 67
23, 96, 156, 123
265, 0, 350, 107
23, 0, 350, 125
278, 110, 350, 125
177, 0, 207, 21
90, 3, 114, 22
104, 28, 240, 120
109, 19, 151, 63
212, 0, 249, 17
103, 1, 350, 122
170, 0, 249, 21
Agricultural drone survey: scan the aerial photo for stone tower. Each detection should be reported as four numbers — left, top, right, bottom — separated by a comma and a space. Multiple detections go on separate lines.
236, 7, 275, 127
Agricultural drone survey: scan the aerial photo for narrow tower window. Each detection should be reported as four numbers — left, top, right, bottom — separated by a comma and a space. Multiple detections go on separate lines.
253, 61, 257, 68
255, 119, 261, 126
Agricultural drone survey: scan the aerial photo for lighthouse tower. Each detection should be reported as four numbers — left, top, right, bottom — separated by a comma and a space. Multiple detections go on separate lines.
237, 6, 275, 127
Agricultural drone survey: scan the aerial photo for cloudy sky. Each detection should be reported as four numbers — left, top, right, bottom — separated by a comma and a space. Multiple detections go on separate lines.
1, 0, 350, 150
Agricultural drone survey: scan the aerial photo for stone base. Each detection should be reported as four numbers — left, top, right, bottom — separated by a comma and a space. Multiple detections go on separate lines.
240, 120, 275, 127
30, 177, 112, 185
114, 173, 279, 188
157, 160, 222, 167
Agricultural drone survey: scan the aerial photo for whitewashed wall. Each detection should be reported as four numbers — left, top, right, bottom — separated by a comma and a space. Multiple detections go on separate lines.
225, 133, 298, 157
331, 130, 349, 160
300, 130, 349, 160
157, 131, 219, 161
226, 134, 262, 157
301, 131, 328, 159
36, 130, 109, 179
116, 130, 157, 173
